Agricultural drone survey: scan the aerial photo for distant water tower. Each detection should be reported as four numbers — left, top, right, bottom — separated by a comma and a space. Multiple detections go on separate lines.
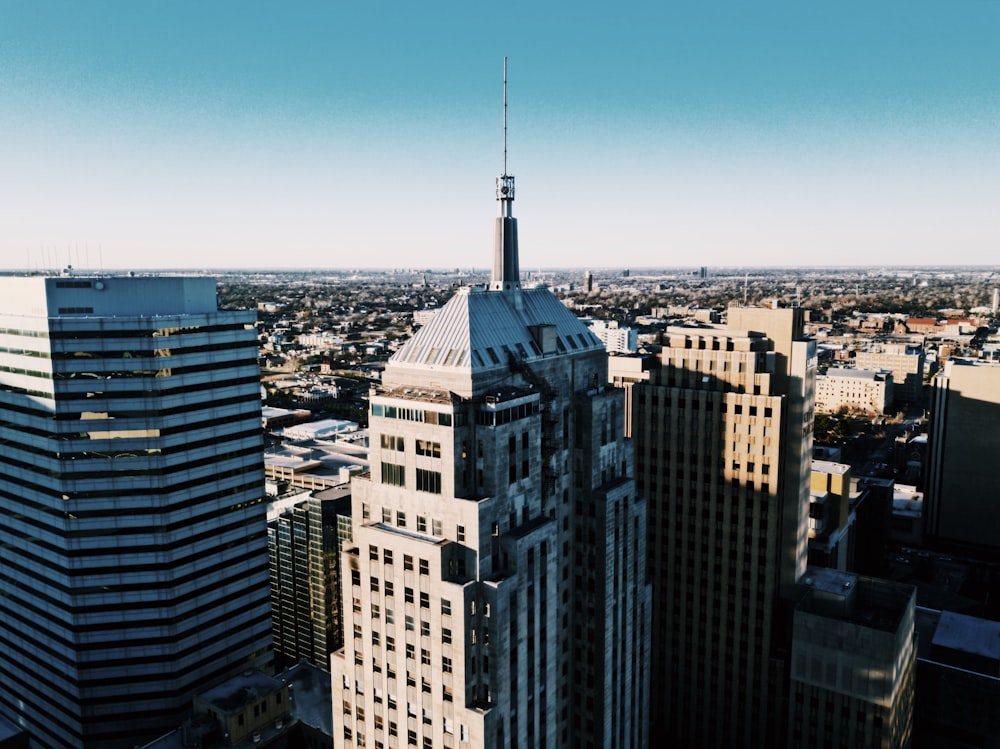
584, 270, 593, 292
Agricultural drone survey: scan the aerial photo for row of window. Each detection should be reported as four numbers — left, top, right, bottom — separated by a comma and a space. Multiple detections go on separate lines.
371, 404, 453, 427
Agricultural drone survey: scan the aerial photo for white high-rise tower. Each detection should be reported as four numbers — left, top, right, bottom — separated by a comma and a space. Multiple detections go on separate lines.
331, 61, 651, 749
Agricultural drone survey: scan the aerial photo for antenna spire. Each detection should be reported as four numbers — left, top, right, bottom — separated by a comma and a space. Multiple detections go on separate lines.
503, 56, 508, 176
491, 57, 520, 293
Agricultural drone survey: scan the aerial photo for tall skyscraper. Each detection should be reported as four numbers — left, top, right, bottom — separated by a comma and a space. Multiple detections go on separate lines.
0, 275, 272, 748
926, 358, 1000, 554
610, 305, 816, 748
331, 125, 651, 747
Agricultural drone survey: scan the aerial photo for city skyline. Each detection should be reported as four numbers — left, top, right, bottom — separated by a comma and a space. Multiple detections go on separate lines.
1, 0, 998, 271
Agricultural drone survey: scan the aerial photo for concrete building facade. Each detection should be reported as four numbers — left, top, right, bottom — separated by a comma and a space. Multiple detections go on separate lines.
610, 305, 816, 748
0, 275, 271, 748
331, 167, 651, 749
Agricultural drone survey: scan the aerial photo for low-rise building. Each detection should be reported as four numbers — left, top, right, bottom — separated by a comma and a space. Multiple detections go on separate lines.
587, 318, 639, 353
816, 367, 894, 415
854, 345, 925, 405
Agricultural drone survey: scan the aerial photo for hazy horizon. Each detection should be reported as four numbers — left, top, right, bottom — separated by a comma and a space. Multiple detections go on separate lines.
2, 1, 998, 271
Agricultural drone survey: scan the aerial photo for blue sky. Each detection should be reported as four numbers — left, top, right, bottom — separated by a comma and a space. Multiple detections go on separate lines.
1, 0, 997, 270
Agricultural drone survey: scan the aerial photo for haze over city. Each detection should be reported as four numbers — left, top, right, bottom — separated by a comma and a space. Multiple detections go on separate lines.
1, 0, 998, 271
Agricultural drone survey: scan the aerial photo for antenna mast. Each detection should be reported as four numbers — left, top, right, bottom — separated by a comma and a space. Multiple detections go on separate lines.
503, 56, 508, 176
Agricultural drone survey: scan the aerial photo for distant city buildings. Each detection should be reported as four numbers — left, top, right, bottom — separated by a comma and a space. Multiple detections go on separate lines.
854, 345, 925, 406
586, 318, 638, 353
0, 275, 271, 748
815, 367, 894, 415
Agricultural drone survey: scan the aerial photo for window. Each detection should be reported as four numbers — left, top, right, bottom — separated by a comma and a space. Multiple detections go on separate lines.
405, 587, 414, 604
420, 620, 430, 637
405, 615, 414, 631
416, 468, 442, 494
421, 648, 431, 665
386, 635, 395, 652
432, 519, 442, 536
419, 559, 429, 576
382, 507, 392, 523
420, 592, 429, 608
442, 627, 452, 644
396, 511, 406, 528
385, 581, 394, 597
382, 462, 405, 487
370, 576, 379, 593
441, 599, 452, 616
381, 434, 404, 451
442, 655, 453, 673
371, 603, 380, 618
406, 643, 415, 659
416, 439, 441, 457
386, 608, 395, 624
457, 525, 465, 543
417, 515, 427, 532
369, 544, 379, 560
384, 549, 394, 564
404, 555, 414, 571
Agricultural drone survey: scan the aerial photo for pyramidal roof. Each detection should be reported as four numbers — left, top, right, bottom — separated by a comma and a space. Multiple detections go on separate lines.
389, 285, 602, 376
387, 62, 601, 385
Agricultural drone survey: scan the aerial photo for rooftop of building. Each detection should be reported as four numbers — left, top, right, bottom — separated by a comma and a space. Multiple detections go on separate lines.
798, 568, 914, 634
821, 367, 890, 380
141, 663, 332, 749
933, 610, 1000, 664
372, 384, 456, 405
812, 460, 850, 476
387, 283, 602, 374
197, 671, 284, 714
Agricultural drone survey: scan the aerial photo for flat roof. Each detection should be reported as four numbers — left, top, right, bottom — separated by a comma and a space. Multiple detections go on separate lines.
933, 610, 1000, 663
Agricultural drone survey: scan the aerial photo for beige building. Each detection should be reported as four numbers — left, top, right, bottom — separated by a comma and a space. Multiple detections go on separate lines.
816, 367, 893, 415
331, 169, 651, 749
789, 569, 916, 749
610, 304, 816, 748
809, 461, 854, 571
854, 345, 925, 405
927, 359, 1000, 552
